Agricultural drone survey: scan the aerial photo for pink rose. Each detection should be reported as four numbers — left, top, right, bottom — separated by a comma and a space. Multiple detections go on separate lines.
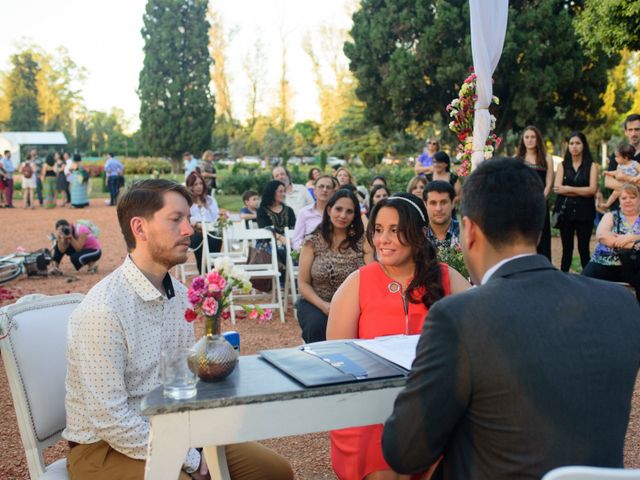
207, 271, 227, 292
191, 276, 206, 292
187, 289, 202, 305
248, 309, 259, 320
201, 297, 219, 316
184, 308, 197, 323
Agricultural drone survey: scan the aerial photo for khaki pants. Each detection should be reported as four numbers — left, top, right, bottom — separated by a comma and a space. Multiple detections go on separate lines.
67, 440, 293, 480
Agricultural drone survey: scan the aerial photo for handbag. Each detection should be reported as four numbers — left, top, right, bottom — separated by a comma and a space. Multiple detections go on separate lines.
246, 246, 273, 293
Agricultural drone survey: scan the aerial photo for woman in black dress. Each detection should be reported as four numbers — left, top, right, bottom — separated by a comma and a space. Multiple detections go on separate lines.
553, 131, 598, 272
257, 180, 296, 267
517, 125, 554, 260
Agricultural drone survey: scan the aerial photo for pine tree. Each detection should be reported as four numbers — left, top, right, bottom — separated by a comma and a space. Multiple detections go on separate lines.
7, 51, 42, 131
138, 0, 215, 167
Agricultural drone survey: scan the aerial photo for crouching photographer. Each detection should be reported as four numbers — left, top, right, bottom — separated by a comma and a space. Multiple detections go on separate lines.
51, 219, 101, 274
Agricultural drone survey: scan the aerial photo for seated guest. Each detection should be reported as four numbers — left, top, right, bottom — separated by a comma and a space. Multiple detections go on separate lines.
292, 175, 337, 249
367, 185, 390, 218
240, 190, 259, 228
583, 183, 640, 300
51, 219, 101, 274
257, 180, 296, 268
305, 167, 321, 199
186, 171, 222, 273
296, 189, 373, 343
406, 175, 427, 198
335, 166, 356, 187
63, 179, 293, 480
382, 158, 640, 479
327, 193, 469, 480
424, 181, 460, 251
272, 165, 313, 213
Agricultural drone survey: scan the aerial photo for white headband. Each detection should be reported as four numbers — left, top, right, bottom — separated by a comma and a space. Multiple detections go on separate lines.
389, 196, 426, 223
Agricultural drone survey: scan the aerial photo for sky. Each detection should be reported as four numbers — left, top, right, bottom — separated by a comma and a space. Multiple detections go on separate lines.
0, 0, 354, 131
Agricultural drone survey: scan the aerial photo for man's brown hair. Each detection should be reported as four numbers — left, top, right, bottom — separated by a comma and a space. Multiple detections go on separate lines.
117, 179, 193, 251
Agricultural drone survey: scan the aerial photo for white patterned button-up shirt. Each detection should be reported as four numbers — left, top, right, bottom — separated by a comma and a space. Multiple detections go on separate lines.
63, 255, 200, 472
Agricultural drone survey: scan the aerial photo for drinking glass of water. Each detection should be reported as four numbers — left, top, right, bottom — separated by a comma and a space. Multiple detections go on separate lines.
161, 347, 197, 400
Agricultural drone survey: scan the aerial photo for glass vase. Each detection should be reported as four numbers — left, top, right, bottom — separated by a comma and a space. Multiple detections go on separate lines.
188, 315, 238, 382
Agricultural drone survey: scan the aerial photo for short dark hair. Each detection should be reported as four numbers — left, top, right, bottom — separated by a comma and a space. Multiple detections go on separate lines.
117, 179, 192, 252
55, 219, 70, 229
242, 190, 259, 202
461, 157, 545, 248
45, 154, 55, 166
73, 153, 81, 162
624, 113, 640, 130
260, 180, 285, 208
617, 143, 636, 160
3, 150, 9, 156
424, 180, 455, 202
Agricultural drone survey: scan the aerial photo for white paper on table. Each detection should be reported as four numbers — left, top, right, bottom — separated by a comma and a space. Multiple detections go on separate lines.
353, 335, 420, 371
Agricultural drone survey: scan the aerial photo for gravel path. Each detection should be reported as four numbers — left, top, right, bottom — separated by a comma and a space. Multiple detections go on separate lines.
0, 200, 637, 479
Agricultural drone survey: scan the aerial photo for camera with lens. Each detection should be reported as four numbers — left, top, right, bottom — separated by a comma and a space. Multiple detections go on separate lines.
61, 226, 71, 236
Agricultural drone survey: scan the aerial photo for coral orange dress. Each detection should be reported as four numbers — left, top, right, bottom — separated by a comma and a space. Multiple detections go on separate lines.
330, 261, 451, 480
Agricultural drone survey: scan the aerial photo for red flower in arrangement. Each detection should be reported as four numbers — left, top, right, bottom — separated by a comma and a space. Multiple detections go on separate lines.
185, 308, 197, 323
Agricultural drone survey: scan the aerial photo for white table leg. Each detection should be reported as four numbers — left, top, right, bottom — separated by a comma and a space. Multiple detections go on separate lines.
203, 445, 231, 480
145, 412, 190, 480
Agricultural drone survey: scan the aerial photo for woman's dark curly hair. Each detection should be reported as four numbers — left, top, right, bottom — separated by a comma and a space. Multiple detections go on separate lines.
367, 192, 444, 308
315, 189, 364, 253
260, 180, 285, 208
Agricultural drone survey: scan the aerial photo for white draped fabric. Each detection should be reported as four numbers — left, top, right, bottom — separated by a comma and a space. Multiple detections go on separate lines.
469, 0, 509, 170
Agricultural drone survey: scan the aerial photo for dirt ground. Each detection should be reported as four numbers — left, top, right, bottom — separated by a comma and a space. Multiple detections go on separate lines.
0, 200, 638, 479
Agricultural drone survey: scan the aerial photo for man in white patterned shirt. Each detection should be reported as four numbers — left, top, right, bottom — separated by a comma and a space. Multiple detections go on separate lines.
63, 180, 293, 480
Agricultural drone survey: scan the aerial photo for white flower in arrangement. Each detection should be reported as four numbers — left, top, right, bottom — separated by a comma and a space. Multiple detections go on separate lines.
213, 256, 234, 274
451, 99, 460, 107
484, 145, 495, 160
449, 121, 455, 129
492, 95, 500, 105
490, 115, 496, 130
230, 266, 249, 283
450, 109, 457, 117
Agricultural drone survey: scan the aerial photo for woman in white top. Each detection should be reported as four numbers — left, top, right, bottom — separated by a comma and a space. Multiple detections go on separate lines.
20, 153, 37, 209
186, 171, 222, 273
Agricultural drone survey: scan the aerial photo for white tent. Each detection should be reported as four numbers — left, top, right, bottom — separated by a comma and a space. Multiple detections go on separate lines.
0, 131, 67, 167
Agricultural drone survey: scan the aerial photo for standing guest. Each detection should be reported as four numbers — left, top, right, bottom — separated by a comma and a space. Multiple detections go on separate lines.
517, 125, 554, 260
63, 179, 293, 480
186, 171, 222, 273
183, 151, 200, 179
2, 150, 15, 208
20, 153, 37, 209
406, 175, 428, 199
605, 113, 640, 182
296, 189, 373, 343
0, 158, 7, 206
382, 158, 640, 480
327, 193, 469, 480
41, 154, 58, 209
602, 143, 640, 209
583, 183, 640, 301
553, 131, 598, 272
305, 167, 321, 199
292, 175, 336, 249
63, 151, 73, 204
105, 152, 124, 206
424, 181, 460, 252
367, 185, 390, 219
51, 219, 101, 274
240, 190, 259, 228
257, 180, 296, 267
200, 149, 217, 195
54, 151, 68, 207
271, 165, 314, 213
426, 151, 462, 209
69, 154, 91, 209
414, 138, 439, 176
30, 148, 44, 206
334, 166, 356, 187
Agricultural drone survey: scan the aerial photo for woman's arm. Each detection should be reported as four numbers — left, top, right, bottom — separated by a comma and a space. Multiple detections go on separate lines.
448, 266, 471, 294
326, 271, 361, 340
595, 212, 617, 247
544, 156, 554, 198
297, 242, 331, 315
362, 238, 374, 265
69, 228, 88, 251
557, 163, 598, 197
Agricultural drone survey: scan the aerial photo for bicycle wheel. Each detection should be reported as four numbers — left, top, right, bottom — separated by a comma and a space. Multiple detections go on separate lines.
0, 261, 23, 285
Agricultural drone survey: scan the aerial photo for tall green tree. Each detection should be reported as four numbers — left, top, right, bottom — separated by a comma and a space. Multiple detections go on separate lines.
138, 0, 215, 167
575, 0, 640, 55
345, 0, 615, 135
7, 51, 42, 130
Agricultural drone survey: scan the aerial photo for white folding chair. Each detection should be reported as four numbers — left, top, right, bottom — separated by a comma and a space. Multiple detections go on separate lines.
174, 247, 199, 283
283, 227, 299, 316
0, 293, 85, 480
542, 466, 640, 480
229, 228, 285, 324
203, 220, 248, 273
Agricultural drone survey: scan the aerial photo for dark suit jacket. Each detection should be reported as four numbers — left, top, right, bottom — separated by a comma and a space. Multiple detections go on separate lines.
382, 255, 640, 480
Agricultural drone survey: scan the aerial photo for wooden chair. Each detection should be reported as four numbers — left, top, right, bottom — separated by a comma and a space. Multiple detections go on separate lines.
0, 293, 85, 479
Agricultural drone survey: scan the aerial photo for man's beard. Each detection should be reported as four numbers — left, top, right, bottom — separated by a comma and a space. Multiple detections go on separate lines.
149, 240, 189, 270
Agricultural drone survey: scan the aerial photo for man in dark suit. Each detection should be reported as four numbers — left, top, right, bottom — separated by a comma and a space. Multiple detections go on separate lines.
382, 157, 640, 480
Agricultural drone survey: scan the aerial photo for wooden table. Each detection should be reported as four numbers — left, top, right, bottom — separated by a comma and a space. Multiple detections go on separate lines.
141, 355, 405, 479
